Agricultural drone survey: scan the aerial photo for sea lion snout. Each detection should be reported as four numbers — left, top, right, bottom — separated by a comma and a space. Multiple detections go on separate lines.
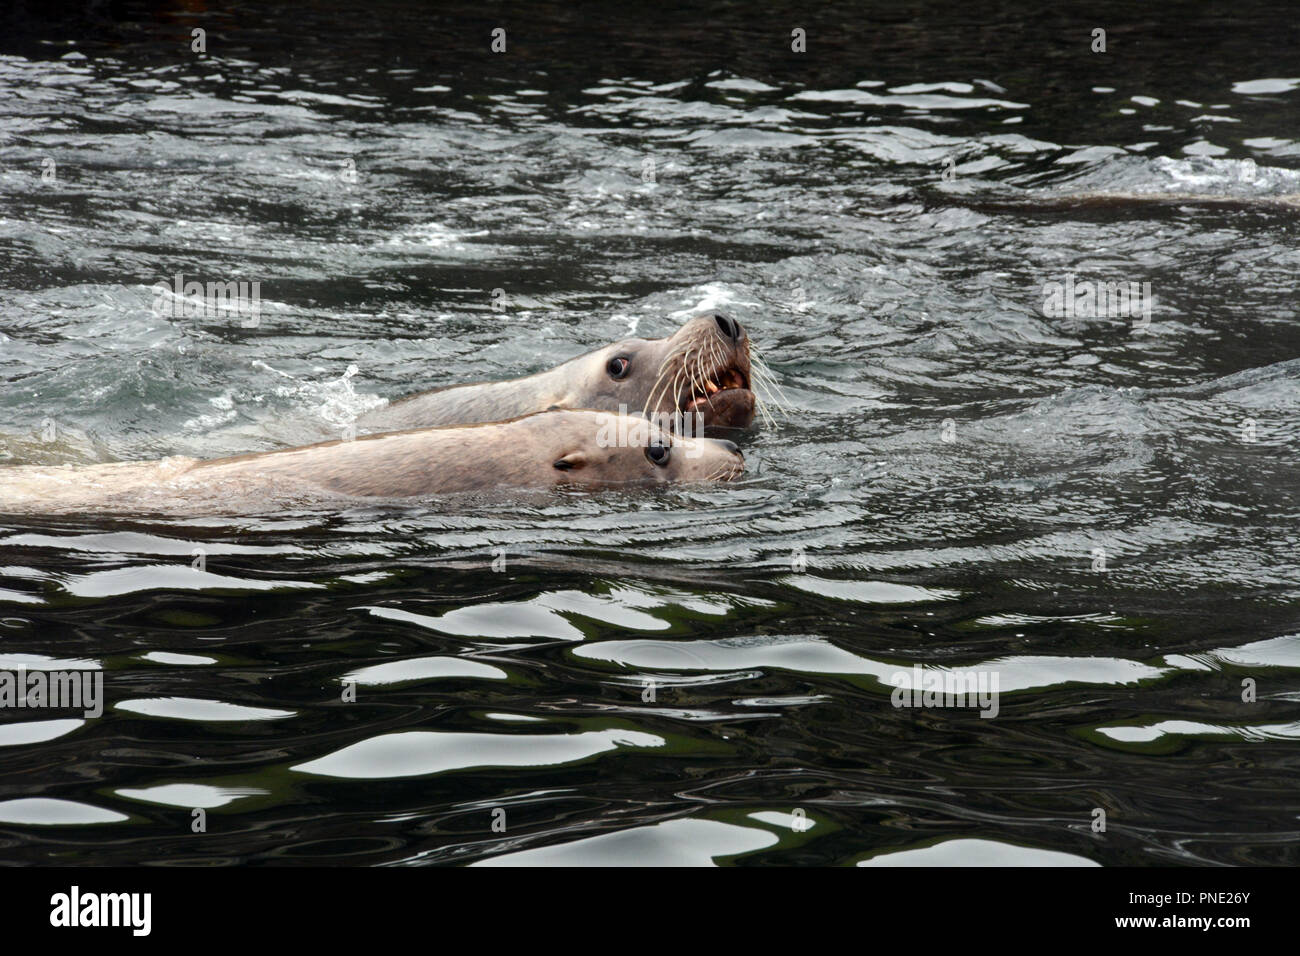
642, 312, 758, 433
671, 430, 745, 483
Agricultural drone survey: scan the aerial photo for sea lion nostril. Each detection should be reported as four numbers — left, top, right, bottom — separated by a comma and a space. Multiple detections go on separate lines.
714, 313, 741, 342
717, 439, 741, 456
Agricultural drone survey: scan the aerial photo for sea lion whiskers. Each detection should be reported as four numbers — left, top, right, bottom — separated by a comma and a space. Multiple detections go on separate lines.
649, 324, 742, 417
746, 346, 787, 429
707, 339, 729, 410
642, 336, 689, 421
642, 361, 675, 422
748, 371, 776, 428
699, 343, 720, 412
752, 353, 788, 410
677, 344, 697, 404
704, 459, 745, 482
682, 343, 712, 411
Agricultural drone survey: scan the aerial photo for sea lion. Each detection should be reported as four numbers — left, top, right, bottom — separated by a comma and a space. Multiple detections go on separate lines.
356, 312, 776, 436
0, 410, 745, 515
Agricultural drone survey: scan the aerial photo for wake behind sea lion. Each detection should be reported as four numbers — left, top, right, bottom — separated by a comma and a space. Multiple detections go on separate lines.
356, 312, 781, 436
957, 190, 1300, 216
0, 411, 745, 516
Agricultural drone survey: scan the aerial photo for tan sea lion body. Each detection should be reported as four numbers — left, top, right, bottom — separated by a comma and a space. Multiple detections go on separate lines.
0, 411, 744, 516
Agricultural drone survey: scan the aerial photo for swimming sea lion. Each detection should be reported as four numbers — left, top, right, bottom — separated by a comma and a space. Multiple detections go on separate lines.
0, 410, 745, 515
356, 312, 775, 436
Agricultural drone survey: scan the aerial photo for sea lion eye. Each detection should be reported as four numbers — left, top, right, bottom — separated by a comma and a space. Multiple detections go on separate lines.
607, 356, 630, 380
645, 441, 671, 467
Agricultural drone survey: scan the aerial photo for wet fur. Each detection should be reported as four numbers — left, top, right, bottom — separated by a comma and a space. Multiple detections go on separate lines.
0, 411, 743, 515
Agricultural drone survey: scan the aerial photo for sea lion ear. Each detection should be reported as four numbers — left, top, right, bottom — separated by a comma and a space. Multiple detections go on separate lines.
553, 451, 587, 471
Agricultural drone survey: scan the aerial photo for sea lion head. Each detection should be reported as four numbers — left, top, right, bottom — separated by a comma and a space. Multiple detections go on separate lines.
545, 410, 745, 487
558, 312, 761, 435
359, 311, 781, 436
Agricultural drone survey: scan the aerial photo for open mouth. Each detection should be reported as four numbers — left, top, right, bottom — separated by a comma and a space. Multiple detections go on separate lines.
681, 365, 749, 412
646, 320, 762, 433
680, 365, 755, 430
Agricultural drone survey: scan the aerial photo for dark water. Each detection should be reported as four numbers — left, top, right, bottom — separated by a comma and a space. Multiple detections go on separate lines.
1, 1, 1299, 865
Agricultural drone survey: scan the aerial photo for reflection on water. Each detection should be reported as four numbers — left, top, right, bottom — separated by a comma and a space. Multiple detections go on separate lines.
1, 1, 1299, 865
